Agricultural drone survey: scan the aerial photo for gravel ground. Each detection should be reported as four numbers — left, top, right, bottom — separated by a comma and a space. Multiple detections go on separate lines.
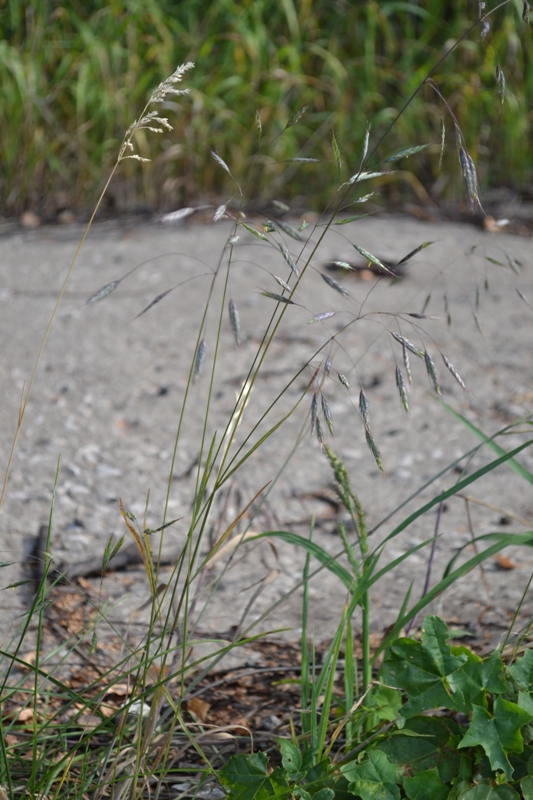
1, 213, 532, 669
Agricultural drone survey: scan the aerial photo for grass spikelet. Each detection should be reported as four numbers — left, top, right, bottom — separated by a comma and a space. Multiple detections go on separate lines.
307, 311, 336, 324
194, 338, 206, 381
339, 373, 350, 389
384, 144, 431, 162
149, 61, 194, 103
442, 355, 467, 391
287, 105, 308, 127
359, 389, 371, 430
229, 299, 241, 346
162, 207, 195, 223
315, 417, 325, 446
402, 340, 412, 385
135, 287, 174, 318
272, 200, 290, 212
239, 221, 268, 241
344, 170, 393, 187
361, 123, 370, 166
255, 109, 262, 136
86, 280, 119, 304
275, 220, 308, 242
390, 331, 424, 358
324, 355, 332, 376
261, 290, 295, 305
321, 273, 349, 298
279, 244, 300, 276
393, 366, 408, 414
458, 145, 484, 214
424, 350, 441, 395
497, 64, 506, 106
332, 131, 342, 176
365, 429, 384, 472
331, 261, 354, 270
352, 244, 395, 276
274, 275, 292, 292
323, 444, 355, 516
321, 394, 334, 434
311, 392, 318, 435
517, 288, 533, 309
213, 204, 228, 222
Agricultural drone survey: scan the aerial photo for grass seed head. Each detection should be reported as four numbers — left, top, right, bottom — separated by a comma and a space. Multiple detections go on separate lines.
390, 331, 424, 358
321, 273, 349, 298
315, 417, 325, 446
311, 392, 318, 436
339, 373, 350, 389
442, 355, 466, 391
280, 244, 299, 277
321, 394, 334, 434
194, 338, 206, 381
86, 280, 119, 304
324, 355, 332, 376
229, 299, 241, 346
395, 366, 409, 413
359, 389, 371, 430
365, 429, 384, 472
424, 350, 441, 395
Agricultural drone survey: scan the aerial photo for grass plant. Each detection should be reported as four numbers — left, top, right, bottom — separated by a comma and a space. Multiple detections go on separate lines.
1, 0, 533, 215
2, 2, 533, 798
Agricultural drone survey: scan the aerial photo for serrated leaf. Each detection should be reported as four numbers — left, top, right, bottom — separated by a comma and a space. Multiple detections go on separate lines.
458, 698, 533, 780
380, 616, 466, 721
341, 751, 400, 800
509, 648, 533, 692
219, 752, 288, 800
521, 776, 533, 800
384, 144, 431, 162
375, 716, 459, 782
462, 780, 520, 800
403, 767, 449, 800
448, 649, 507, 713
278, 739, 302, 774
367, 684, 403, 721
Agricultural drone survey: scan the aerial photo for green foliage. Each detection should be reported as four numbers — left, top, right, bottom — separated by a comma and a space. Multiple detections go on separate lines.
220, 617, 533, 800
1, 0, 533, 214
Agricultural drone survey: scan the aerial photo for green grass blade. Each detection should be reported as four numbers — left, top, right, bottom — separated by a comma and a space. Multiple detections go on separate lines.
441, 401, 533, 485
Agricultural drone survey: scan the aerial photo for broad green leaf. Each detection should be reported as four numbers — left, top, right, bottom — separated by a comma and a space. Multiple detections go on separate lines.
375, 715, 459, 782
380, 616, 466, 721
458, 698, 533, 780
219, 753, 289, 800
448, 649, 507, 713
367, 684, 403, 721
341, 750, 400, 800
403, 767, 449, 800
312, 791, 334, 800
278, 738, 302, 774
462, 781, 519, 800
509, 648, 533, 691
521, 776, 533, 800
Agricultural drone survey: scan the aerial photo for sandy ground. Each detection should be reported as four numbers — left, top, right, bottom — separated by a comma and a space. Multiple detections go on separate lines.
1, 213, 532, 670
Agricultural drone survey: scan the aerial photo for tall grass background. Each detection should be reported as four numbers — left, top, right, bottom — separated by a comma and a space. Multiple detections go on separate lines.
1, 0, 533, 216
2, 2, 533, 797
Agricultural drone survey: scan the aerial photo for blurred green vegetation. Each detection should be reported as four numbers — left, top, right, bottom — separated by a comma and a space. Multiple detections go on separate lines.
0, 0, 532, 217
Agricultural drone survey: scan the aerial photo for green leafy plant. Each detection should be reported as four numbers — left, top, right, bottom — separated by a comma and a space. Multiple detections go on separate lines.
220, 616, 533, 799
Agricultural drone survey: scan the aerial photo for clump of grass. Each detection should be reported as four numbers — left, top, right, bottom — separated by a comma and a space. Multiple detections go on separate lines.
2, 0, 533, 215
2, 3, 533, 798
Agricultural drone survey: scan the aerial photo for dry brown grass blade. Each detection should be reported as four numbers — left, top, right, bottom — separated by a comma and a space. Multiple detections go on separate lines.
119, 500, 156, 597
198, 483, 271, 572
